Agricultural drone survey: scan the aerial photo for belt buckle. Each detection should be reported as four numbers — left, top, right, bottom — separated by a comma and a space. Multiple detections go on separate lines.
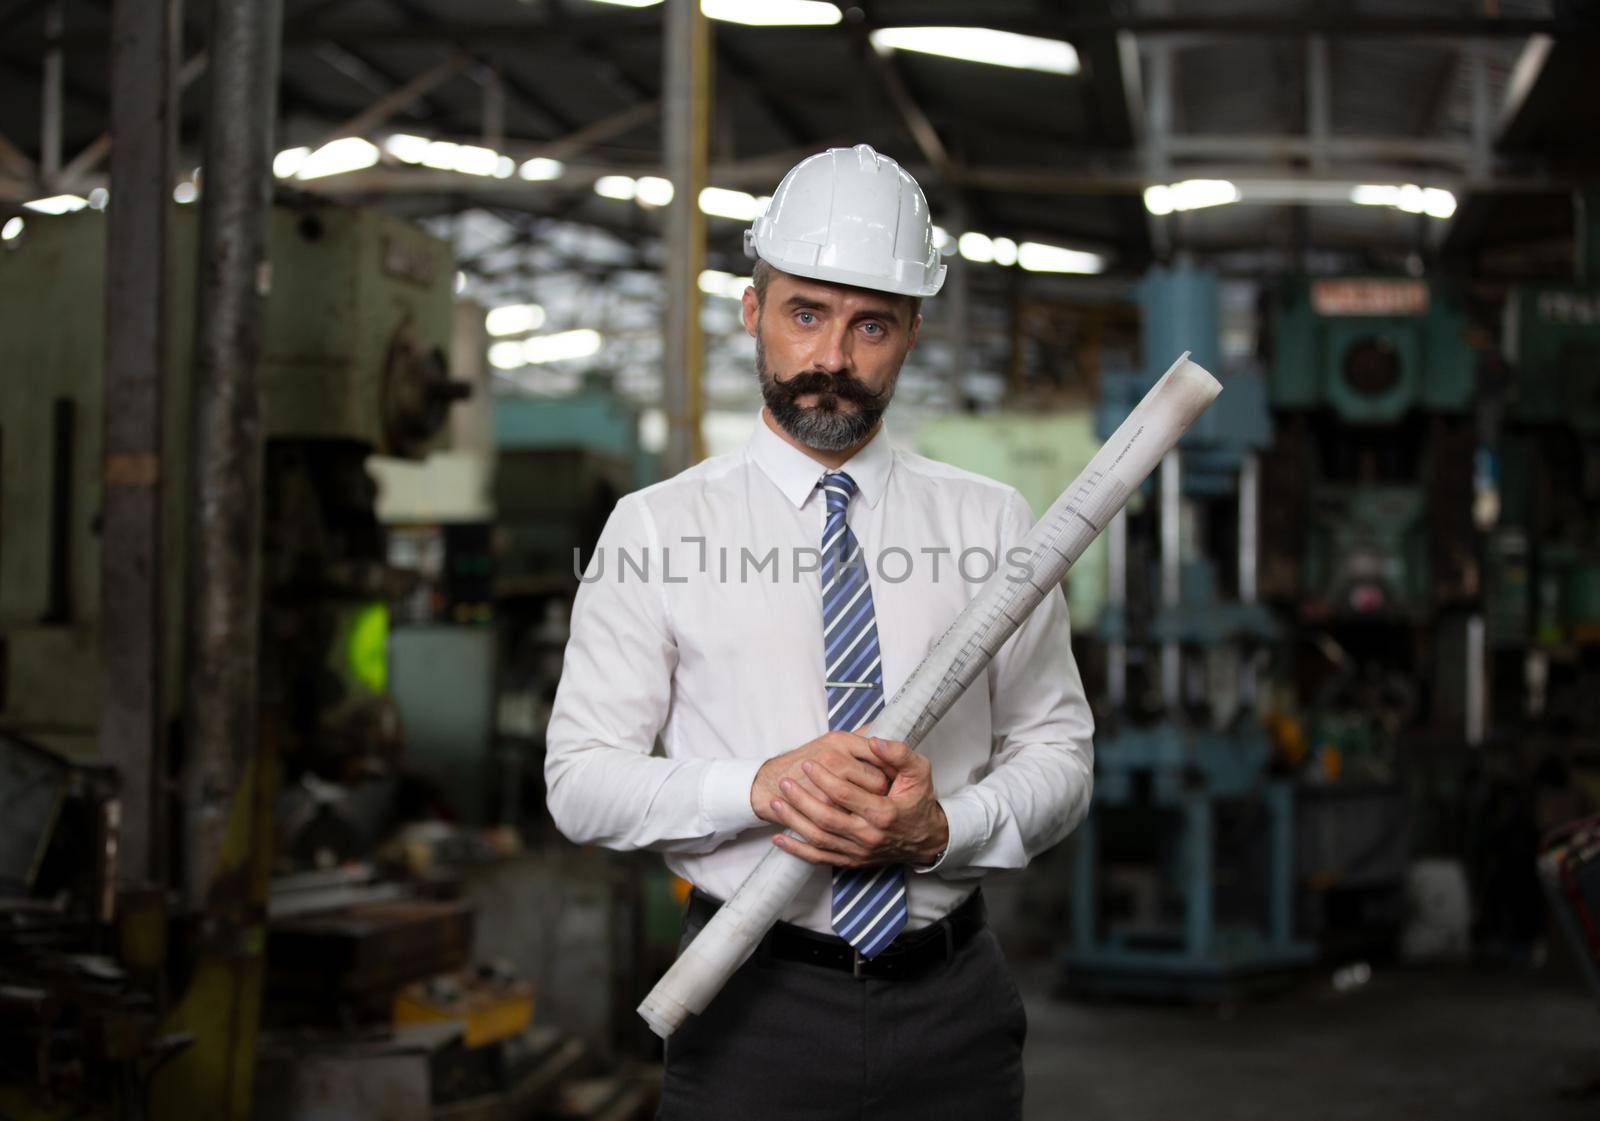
852, 949, 865, 979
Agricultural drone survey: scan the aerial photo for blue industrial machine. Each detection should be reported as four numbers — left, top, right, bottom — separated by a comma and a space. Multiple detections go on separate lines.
1063, 265, 1315, 997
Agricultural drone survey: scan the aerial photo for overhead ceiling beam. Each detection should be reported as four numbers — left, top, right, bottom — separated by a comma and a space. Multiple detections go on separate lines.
56, 53, 206, 191
250, 13, 1600, 50
862, 36, 951, 180
714, 38, 811, 149
309, 49, 469, 149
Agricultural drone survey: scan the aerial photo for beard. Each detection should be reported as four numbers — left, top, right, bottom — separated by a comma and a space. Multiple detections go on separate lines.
756, 330, 896, 452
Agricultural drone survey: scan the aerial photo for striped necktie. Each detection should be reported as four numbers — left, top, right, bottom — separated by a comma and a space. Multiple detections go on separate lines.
818, 470, 907, 959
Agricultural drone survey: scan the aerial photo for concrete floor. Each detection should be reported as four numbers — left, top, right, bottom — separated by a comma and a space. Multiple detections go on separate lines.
1016, 962, 1600, 1121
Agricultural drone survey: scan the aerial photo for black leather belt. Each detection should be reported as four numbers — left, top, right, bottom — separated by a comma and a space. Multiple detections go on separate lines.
685, 886, 986, 981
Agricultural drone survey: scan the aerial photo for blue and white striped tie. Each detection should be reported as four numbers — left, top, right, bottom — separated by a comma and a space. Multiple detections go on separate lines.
818, 471, 907, 959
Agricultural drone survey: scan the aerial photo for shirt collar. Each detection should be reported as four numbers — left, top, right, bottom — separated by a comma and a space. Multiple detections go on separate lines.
747, 409, 894, 510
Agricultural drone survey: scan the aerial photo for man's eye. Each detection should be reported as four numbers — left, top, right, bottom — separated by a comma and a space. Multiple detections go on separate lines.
862, 322, 884, 337
796, 311, 816, 325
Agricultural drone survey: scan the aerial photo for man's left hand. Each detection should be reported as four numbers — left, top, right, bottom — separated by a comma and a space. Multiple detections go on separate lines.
769, 737, 948, 868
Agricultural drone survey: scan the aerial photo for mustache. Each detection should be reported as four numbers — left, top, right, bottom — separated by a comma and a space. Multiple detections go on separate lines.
766, 369, 888, 407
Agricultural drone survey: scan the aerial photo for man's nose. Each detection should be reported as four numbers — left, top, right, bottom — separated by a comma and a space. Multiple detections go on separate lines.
810, 321, 853, 373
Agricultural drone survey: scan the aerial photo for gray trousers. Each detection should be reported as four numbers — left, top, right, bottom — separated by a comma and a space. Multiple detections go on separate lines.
656, 914, 1027, 1121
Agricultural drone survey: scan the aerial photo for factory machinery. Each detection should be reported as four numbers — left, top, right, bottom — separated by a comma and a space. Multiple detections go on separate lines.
0, 203, 658, 1119
1063, 266, 1316, 997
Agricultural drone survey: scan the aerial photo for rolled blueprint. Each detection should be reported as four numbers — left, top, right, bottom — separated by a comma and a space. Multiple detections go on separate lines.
638, 352, 1223, 1038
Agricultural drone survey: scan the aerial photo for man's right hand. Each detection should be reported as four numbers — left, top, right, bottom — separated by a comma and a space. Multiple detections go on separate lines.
751, 731, 890, 825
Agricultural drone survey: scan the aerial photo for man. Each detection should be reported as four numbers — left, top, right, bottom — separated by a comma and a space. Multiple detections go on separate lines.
545, 144, 1094, 1120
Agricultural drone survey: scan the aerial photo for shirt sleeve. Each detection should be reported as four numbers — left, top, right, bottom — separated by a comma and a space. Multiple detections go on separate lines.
916, 488, 1096, 879
544, 494, 765, 853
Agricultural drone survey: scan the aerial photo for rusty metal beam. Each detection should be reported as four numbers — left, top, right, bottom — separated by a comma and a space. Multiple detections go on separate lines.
102, 0, 179, 893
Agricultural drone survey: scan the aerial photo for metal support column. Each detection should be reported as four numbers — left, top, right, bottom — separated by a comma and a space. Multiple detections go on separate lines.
1266, 782, 1294, 945
156, 1, 284, 1112
945, 198, 969, 406
1578, 188, 1600, 286
1160, 450, 1182, 709
1144, 23, 1173, 257
1071, 814, 1098, 955
1107, 509, 1128, 710
1469, 44, 1492, 182
181, 0, 282, 909
1238, 452, 1259, 706
1306, 35, 1330, 172
102, 0, 180, 892
661, 0, 709, 475
1183, 790, 1214, 960
41, 0, 63, 185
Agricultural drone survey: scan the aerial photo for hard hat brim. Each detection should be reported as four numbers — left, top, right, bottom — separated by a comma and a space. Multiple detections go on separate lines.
746, 238, 947, 300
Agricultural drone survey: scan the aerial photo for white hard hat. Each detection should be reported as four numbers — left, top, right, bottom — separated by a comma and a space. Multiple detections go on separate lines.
744, 144, 946, 299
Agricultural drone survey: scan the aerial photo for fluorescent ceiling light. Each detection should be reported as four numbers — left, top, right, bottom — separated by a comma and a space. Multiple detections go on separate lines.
2, 217, 24, 240
489, 340, 527, 370
23, 194, 88, 214
520, 157, 565, 181
931, 225, 953, 252
486, 303, 547, 337
635, 176, 674, 207
699, 186, 766, 221
702, 0, 841, 26
385, 133, 433, 163
523, 328, 603, 364
298, 137, 380, 179
273, 147, 311, 178
957, 231, 994, 263
173, 181, 199, 204
1143, 179, 1239, 215
388, 134, 501, 176
1018, 241, 1105, 274
595, 175, 637, 201
585, 0, 841, 24
699, 270, 752, 299
870, 27, 1079, 76
1351, 183, 1456, 219
991, 236, 1018, 267
87, 188, 109, 210
452, 144, 501, 177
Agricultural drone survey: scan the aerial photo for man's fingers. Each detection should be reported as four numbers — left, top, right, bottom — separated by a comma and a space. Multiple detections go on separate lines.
841, 759, 890, 795
779, 779, 870, 843
869, 736, 915, 768
769, 796, 866, 858
772, 832, 853, 867
805, 760, 885, 817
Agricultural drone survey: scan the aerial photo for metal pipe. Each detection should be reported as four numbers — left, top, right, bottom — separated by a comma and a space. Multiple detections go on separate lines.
102, 0, 180, 891
661, 0, 709, 475
1306, 34, 1330, 172
181, 0, 283, 908
946, 197, 969, 406
1466, 613, 1486, 746
41, 1, 63, 184
1239, 451, 1259, 603
1160, 450, 1182, 709
1107, 509, 1128, 709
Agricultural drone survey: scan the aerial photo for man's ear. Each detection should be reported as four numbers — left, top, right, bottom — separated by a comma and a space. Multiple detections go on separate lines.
906, 312, 922, 350
741, 286, 760, 337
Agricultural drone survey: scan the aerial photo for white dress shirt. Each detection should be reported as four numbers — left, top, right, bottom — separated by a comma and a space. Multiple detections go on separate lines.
544, 411, 1095, 934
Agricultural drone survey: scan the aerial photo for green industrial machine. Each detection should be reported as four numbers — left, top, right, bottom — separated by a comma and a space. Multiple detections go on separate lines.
0, 200, 464, 1115
1491, 282, 1600, 730
0, 201, 462, 761
1265, 277, 1477, 622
